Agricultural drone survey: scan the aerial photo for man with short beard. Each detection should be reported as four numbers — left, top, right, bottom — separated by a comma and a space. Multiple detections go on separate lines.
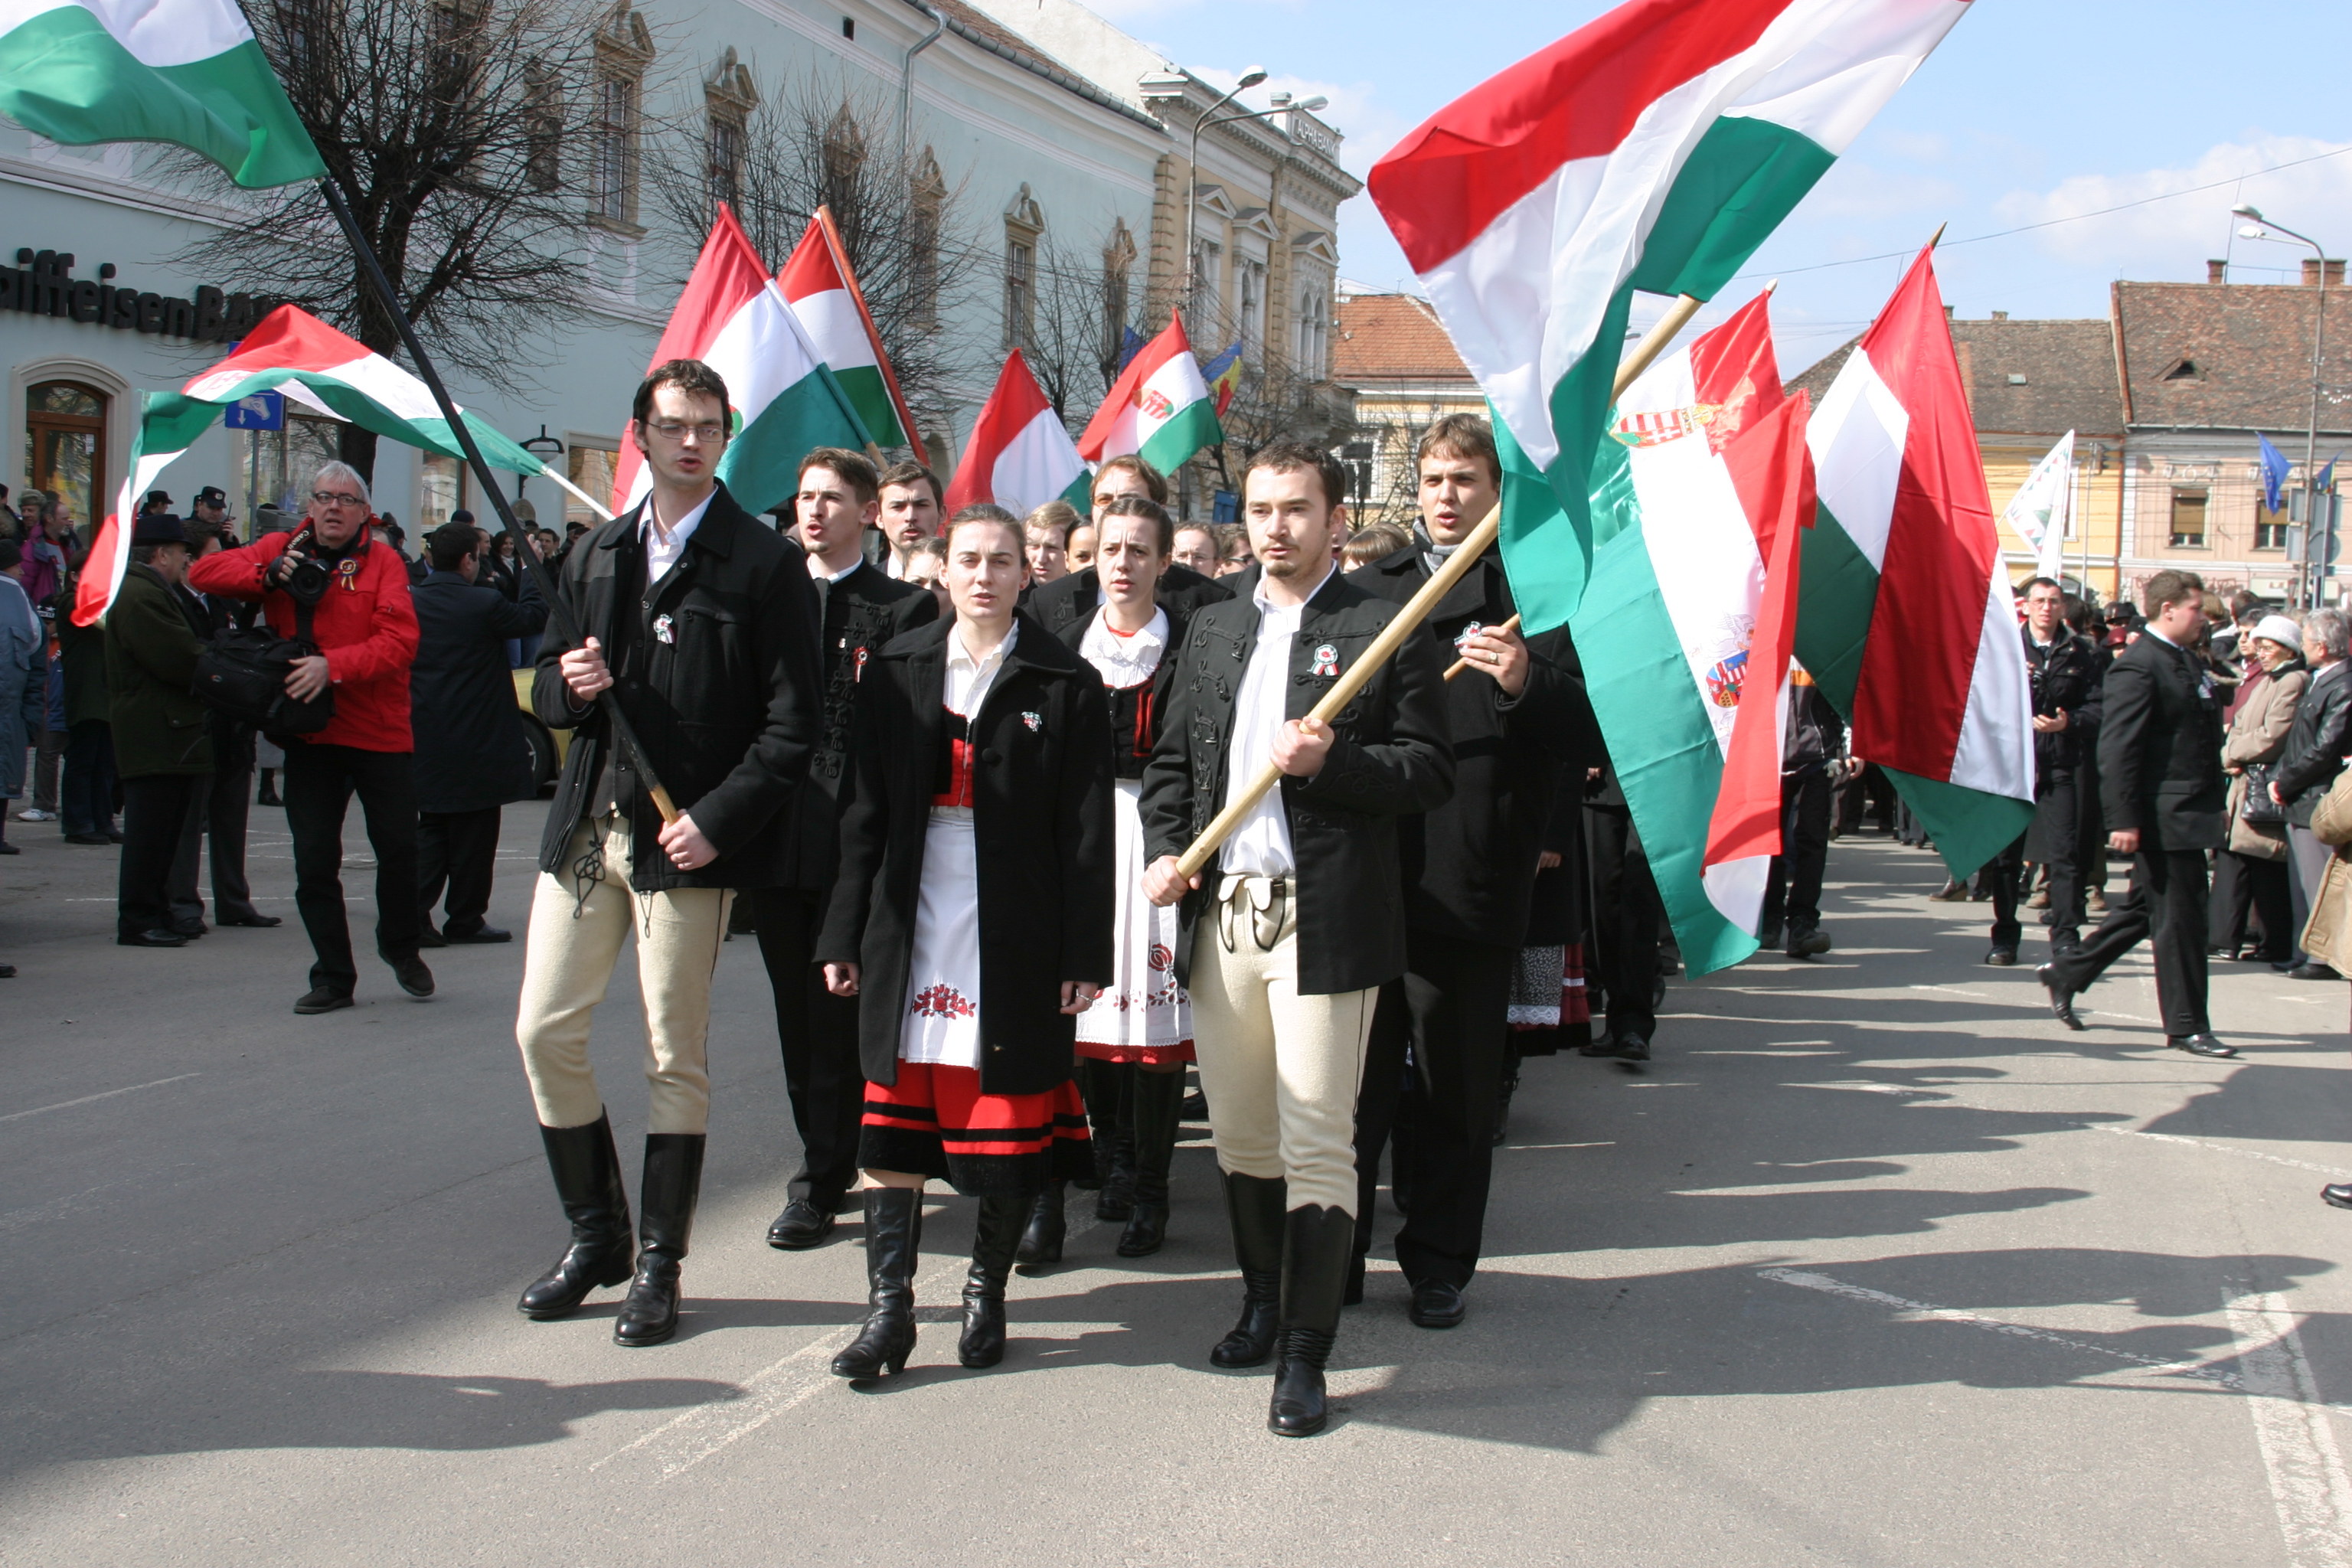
1141, 443, 1452, 1438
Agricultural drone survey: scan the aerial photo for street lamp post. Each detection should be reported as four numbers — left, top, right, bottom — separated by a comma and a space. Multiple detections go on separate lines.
1184, 89, 1328, 332
2235, 203, 2333, 608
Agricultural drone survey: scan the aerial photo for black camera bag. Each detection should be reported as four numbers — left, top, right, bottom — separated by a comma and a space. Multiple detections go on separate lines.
192, 593, 335, 736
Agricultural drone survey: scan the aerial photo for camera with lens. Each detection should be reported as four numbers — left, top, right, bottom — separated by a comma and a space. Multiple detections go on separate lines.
274, 530, 332, 606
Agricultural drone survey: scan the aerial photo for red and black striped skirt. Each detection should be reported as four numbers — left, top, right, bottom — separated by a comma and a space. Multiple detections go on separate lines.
859, 1061, 1093, 1194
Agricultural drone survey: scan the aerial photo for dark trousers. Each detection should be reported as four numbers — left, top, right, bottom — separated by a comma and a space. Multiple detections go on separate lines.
2210, 848, 2294, 961
168, 755, 261, 926
60, 720, 116, 836
119, 773, 204, 939
1762, 767, 1834, 934
1986, 772, 2092, 952
1352, 931, 1513, 1290
750, 884, 865, 1210
2049, 847, 2210, 1037
283, 743, 422, 994
1586, 805, 1661, 1037
418, 805, 502, 936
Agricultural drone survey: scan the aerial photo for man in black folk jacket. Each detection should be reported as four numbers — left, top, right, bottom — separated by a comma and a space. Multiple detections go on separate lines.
2041, 570, 2233, 1057
1982, 576, 2105, 965
1351, 414, 1592, 1331
408, 521, 548, 944
752, 447, 937, 1251
511, 360, 823, 1348
1141, 444, 1453, 1438
1024, 454, 1233, 635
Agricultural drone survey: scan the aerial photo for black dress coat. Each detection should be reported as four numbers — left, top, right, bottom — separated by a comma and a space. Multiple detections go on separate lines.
1054, 600, 1191, 779
818, 614, 1116, 1095
1026, 561, 1231, 637
2098, 631, 2227, 852
1360, 543, 1596, 948
1138, 567, 1455, 997
787, 560, 939, 891
2275, 658, 2352, 829
410, 567, 550, 813
531, 482, 824, 891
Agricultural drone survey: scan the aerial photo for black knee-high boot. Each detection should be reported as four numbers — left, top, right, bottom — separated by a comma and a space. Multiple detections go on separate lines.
613, 1132, 704, 1347
1119, 1069, 1185, 1256
1210, 1171, 1286, 1367
833, 1187, 923, 1377
517, 1111, 635, 1319
959, 1191, 1031, 1368
1080, 1059, 1136, 1217
1015, 1181, 1066, 1272
1269, 1204, 1353, 1437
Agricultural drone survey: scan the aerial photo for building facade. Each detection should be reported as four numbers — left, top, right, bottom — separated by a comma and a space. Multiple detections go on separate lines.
1331, 289, 1483, 528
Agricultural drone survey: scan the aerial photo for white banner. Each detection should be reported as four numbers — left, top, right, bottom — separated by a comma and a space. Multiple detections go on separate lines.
2004, 430, 2076, 583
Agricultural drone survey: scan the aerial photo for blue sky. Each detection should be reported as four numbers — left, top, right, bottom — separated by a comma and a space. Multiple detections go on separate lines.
1102, 0, 2352, 374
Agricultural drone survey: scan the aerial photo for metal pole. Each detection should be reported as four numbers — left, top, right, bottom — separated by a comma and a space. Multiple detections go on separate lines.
1184, 77, 1260, 322
315, 177, 680, 822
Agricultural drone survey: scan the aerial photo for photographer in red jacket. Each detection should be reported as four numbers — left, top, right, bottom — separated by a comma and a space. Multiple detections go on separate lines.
189, 459, 429, 1014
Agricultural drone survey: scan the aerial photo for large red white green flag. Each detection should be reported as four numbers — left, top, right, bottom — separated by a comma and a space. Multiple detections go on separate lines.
943, 351, 1091, 521
779, 214, 922, 452
1369, 0, 1971, 633
1796, 244, 2034, 877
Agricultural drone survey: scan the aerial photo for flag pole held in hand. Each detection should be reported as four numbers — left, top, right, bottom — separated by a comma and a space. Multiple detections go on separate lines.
1171, 292, 1706, 879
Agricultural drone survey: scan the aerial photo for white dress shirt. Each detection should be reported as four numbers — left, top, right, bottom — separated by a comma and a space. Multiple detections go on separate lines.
1077, 605, 1168, 688
946, 619, 1015, 721
642, 488, 714, 584
1219, 563, 1334, 877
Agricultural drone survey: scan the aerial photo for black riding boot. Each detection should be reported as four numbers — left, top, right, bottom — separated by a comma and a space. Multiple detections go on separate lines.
1119, 1068, 1185, 1256
832, 1187, 923, 1378
1269, 1204, 1353, 1437
959, 1191, 1031, 1368
1210, 1171, 1287, 1367
517, 1112, 635, 1319
613, 1132, 704, 1347
1081, 1060, 1137, 1219
1014, 1181, 1066, 1273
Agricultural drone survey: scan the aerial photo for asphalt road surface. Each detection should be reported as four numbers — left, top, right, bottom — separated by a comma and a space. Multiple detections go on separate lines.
5, 808, 2351, 1566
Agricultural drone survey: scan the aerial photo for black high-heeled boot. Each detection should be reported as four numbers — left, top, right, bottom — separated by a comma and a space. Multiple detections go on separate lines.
1269, 1204, 1353, 1436
1014, 1181, 1066, 1273
1080, 1060, 1137, 1220
613, 1132, 704, 1347
517, 1111, 635, 1319
832, 1187, 923, 1377
1209, 1171, 1286, 1367
959, 1191, 1031, 1368
1118, 1068, 1185, 1256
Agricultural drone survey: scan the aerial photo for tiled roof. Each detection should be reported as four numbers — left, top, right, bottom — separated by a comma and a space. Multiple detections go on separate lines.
2113, 281, 2351, 435
1786, 317, 2124, 437
1333, 294, 1474, 386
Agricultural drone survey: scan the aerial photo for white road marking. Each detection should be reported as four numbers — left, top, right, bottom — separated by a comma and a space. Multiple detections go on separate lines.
2226, 1291, 2352, 1568
1908, 984, 1989, 998
1500, 1141, 1615, 1152
0, 1073, 202, 1124
2085, 1124, 2344, 1178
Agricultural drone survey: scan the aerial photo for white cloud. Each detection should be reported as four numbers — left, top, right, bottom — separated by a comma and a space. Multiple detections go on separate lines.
1994, 134, 2352, 275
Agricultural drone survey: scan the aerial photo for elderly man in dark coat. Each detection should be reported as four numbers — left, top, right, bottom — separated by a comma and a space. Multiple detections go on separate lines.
409, 521, 548, 944
105, 514, 214, 947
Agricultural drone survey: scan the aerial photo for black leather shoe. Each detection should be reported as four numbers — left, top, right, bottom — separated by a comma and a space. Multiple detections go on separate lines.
766, 1198, 836, 1250
1580, 1032, 1623, 1057
64, 832, 113, 844
415, 926, 448, 948
1787, 926, 1832, 958
1756, 920, 1784, 952
447, 925, 512, 944
1408, 1279, 1466, 1329
1607, 1032, 1651, 1063
2289, 963, 2341, 981
217, 910, 282, 928
293, 986, 353, 1014
2036, 964, 2086, 1031
1015, 1182, 1066, 1273
1984, 946, 2017, 967
518, 1113, 635, 1319
1210, 1172, 1285, 1367
2322, 1183, 2352, 1210
834, 1188, 922, 1378
2167, 1034, 2236, 1059
392, 956, 435, 998
614, 1133, 705, 1347
172, 920, 207, 939
119, 929, 189, 948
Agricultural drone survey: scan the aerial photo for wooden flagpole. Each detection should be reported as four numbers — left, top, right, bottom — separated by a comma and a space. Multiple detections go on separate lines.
1172, 292, 1708, 879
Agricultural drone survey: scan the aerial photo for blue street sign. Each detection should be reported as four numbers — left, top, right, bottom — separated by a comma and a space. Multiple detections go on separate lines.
223, 390, 284, 431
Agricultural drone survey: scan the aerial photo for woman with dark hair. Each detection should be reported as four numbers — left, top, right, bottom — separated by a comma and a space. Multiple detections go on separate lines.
1018, 495, 1194, 1268
818, 508, 1114, 1378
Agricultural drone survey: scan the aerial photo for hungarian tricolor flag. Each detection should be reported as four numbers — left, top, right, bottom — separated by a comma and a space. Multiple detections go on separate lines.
1369, 0, 1971, 632
1559, 290, 1811, 974
74, 304, 543, 626
0, 0, 325, 188
779, 211, 923, 452
1077, 312, 1223, 473
609, 205, 871, 517
942, 351, 1091, 521
1798, 244, 2034, 877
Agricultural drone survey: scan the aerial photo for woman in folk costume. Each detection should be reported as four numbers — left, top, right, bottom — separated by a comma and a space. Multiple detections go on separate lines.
1018, 497, 1195, 1269
818, 505, 1116, 1377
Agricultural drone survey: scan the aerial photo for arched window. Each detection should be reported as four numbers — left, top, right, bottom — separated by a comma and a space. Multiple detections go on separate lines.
25, 381, 107, 529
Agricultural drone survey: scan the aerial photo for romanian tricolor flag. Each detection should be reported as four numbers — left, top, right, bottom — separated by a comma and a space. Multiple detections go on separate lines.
1201, 341, 1245, 418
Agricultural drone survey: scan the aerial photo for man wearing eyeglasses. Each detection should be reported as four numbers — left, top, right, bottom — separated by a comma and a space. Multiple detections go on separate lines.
190, 459, 429, 1013
509, 358, 822, 1348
